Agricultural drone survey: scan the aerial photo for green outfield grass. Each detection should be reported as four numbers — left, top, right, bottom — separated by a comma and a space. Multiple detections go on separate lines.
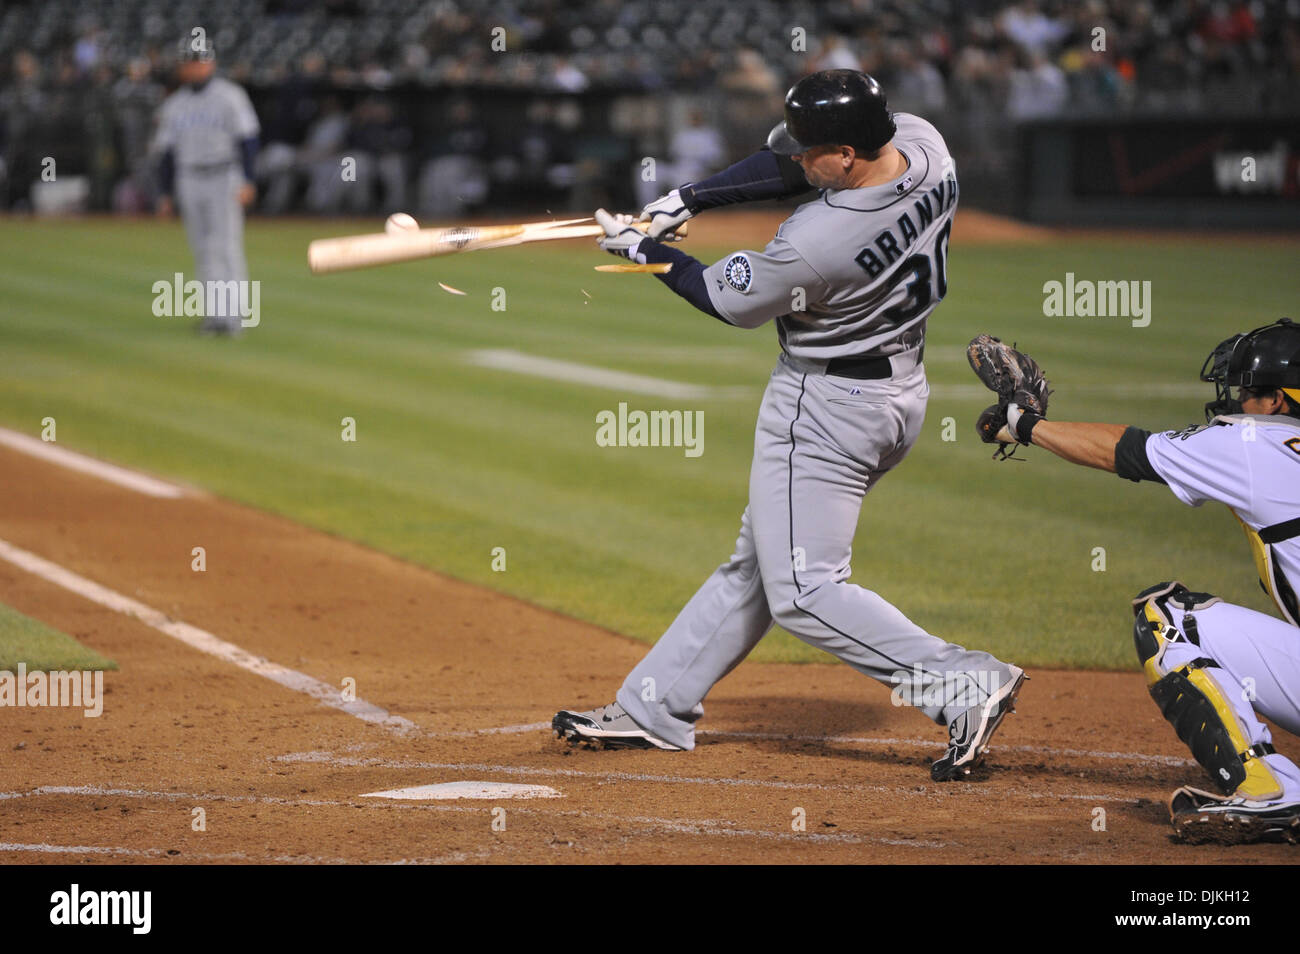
0, 601, 117, 672
1, 216, 1296, 669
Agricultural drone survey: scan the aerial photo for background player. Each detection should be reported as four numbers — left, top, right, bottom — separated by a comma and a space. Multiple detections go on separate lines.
974, 319, 1300, 842
553, 70, 1025, 782
154, 36, 259, 335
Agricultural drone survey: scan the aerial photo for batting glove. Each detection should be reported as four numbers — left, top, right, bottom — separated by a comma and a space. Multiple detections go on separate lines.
638, 188, 692, 241
595, 208, 650, 263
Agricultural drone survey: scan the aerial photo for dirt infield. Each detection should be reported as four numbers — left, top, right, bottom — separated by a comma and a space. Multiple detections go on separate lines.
1, 446, 1297, 864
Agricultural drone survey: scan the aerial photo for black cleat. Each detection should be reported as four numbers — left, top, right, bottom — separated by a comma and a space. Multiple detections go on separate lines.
931, 667, 1026, 781
552, 702, 682, 751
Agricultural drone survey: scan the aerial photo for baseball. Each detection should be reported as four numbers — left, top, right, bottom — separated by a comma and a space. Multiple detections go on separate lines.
385, 212, 419, 235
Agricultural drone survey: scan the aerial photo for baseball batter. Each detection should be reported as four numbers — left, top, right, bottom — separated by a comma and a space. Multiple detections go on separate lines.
154, 37, 259, 335
554, 70, 1025, 781
969, 321, 1300, 843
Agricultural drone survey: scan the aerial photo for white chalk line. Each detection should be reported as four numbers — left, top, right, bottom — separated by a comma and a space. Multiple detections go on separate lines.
466, 349, 750, 400
269, 751, 1141, 805
0, 839, 494, 865
0, 538, 416, 735
434, 721, 1194, 768
0, 842, 358, 863
0, 427, 186, 498
0, 785, 943, 850
707, 729, 1195, 768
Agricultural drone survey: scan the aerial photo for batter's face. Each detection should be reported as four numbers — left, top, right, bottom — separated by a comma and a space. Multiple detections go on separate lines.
792, 145, 856, 189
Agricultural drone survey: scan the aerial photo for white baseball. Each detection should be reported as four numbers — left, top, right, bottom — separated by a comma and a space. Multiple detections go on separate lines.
385, 212, 419, 234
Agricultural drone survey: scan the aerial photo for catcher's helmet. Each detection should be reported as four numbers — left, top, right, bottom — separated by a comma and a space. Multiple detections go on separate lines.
766, 69, 896, 157
1200, 317, 1300, 421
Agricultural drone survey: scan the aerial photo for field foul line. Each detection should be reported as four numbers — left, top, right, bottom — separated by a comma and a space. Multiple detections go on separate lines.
0, 427, 186, 498
0, 840, 495, 865
0, 787, 946, 850
0, 538, 416, 736
466, 349, 750, 400
444, 722, 1194, 768
270, 751, 1139, 804
707, 729, 1194, 768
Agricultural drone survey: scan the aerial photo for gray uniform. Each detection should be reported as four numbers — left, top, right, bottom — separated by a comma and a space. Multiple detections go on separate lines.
617, 114, 1015, 749
155, 76, 259, 328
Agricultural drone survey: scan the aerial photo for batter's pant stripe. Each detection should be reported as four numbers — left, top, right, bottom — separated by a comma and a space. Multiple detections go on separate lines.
787, 373, 808, 594
791, 593, 960, 694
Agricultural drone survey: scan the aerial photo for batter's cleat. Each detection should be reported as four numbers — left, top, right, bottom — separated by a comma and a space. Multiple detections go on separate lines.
552, 702, 682, 751
931, 665, 1026, 782
1169, 786, 1300, 845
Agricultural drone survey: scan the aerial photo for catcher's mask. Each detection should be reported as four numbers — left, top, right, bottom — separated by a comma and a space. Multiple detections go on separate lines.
1200, 317, 1300, 422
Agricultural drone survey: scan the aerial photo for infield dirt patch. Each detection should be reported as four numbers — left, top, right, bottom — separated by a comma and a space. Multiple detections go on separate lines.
1, 446, 1296, 864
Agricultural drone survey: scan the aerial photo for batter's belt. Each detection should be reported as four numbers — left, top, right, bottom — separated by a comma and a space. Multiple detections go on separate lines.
781, 343, 925, 380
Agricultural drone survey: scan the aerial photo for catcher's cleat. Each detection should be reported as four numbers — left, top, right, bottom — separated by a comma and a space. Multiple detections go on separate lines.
552, 702, 682, 751
1169, 786, 1300, 845
931, 666, 1026, 782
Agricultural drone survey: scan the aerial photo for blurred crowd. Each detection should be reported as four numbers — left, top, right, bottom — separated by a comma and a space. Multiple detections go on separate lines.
1, 0, 1298, 213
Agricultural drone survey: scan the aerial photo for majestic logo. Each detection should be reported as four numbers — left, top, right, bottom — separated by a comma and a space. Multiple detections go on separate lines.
723, 253, 752, 293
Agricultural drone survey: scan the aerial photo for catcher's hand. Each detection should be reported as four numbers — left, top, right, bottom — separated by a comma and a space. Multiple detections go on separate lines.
638, 189, 692, 241
967, 334, 1051, 459
594, 208, 650, 263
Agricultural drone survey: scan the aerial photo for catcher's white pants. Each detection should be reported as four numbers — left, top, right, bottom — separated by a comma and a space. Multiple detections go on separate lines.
1163, 599, 1300, 799
616, 354, 1019, 750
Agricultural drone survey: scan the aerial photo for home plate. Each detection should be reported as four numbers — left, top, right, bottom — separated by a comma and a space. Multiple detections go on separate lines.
360, 781, 562, 801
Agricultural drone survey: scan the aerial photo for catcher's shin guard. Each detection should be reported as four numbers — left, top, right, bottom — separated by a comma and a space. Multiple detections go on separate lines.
1132, 582, 1283, 799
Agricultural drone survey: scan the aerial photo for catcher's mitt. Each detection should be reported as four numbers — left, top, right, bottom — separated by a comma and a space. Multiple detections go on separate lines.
967, 334, 1051, 459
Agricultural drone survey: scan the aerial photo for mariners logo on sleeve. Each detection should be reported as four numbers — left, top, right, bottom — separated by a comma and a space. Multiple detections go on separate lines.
723, 253, 753, 293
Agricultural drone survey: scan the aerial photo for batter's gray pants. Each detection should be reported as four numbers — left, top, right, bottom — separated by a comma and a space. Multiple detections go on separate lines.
616, 351, 1017, 749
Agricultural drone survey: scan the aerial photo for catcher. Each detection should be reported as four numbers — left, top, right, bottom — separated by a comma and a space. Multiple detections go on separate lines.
968, 320, 1300, 844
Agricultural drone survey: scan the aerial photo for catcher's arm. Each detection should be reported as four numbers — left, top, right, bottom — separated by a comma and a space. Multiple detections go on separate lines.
1006, 418, 1127, 473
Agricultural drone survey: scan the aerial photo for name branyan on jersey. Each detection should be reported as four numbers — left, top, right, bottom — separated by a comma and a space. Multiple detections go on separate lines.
853, 170, 959, 279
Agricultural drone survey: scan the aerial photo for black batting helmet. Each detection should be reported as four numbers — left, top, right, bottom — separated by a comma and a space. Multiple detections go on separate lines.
1201, 317, 1300, 421
767, 69, 897, 157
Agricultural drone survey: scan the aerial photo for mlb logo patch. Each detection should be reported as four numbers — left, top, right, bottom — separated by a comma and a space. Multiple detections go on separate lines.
894, 175, 914, 195
723, 253, 753, 293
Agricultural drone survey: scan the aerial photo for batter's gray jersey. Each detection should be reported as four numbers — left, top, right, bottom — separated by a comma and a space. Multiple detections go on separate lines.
154, 76, 259, 169
703, 113, 956, 360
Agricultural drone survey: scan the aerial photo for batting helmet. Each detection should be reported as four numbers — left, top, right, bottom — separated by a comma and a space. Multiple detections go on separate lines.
766, 69, 897, 157
1201, 317, 1300, 421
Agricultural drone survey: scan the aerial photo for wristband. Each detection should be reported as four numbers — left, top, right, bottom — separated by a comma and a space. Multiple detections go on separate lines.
677, 184, 699, 213
1006, 403, 1042, 445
